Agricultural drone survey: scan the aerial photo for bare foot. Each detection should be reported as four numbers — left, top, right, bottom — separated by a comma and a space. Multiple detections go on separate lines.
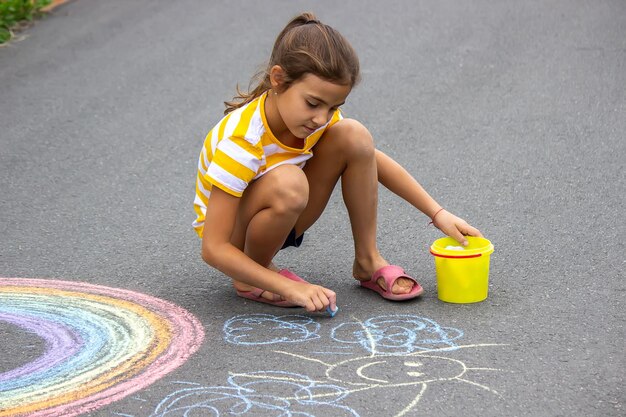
353, 258, 416, 295
375, 275, 415, 294
232, 263, 284, 301
233, 281, 284, 301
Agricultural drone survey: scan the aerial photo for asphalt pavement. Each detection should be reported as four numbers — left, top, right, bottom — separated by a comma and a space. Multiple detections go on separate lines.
1, 1, 624, 416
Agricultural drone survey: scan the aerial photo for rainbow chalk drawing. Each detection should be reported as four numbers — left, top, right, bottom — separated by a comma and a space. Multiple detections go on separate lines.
0, 277, 205, 417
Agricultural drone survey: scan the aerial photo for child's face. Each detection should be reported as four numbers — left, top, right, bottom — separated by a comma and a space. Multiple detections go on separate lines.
276, 74, 351, 139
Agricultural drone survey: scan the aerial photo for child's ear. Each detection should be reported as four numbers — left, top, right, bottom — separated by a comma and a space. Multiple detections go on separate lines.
269, 65, 286, 90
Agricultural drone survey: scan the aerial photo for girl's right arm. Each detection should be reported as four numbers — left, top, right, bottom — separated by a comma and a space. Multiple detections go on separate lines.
201, 187, 336, 312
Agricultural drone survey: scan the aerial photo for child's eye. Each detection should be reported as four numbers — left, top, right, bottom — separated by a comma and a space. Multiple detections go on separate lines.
306, 101, 318, 108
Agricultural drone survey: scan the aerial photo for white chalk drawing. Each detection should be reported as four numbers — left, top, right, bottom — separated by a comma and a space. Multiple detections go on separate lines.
329, 315, 463, 354
143, 314, 506, 417
224, 314, 320, 346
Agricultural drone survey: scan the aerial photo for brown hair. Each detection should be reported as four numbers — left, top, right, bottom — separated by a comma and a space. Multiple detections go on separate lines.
224, 12, 361, 114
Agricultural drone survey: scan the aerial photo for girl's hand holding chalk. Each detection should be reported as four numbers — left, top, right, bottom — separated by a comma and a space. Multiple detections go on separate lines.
326, 305, 339, 317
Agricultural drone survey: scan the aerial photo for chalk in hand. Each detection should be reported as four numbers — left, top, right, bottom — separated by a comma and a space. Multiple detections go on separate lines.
326, 306, 339, 317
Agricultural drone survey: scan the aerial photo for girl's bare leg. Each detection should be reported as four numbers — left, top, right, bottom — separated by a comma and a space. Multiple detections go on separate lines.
229, 164, 309, 299
296, 119, 415, 294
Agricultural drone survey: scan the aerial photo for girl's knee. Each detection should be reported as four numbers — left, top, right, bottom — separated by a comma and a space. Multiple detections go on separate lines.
266, 165, 309, 214
327, 119, 375, 158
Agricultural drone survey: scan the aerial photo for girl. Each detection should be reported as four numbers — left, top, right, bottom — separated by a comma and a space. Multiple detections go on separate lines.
193, 12, 482, 313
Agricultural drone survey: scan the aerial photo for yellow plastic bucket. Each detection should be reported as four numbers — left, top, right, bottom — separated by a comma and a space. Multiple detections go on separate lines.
430, 236, 494, 303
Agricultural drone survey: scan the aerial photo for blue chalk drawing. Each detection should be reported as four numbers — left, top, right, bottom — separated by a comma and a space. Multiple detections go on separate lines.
331, 315, 463, 355
149, 372, 358, 417
224, 314, 320, 345
143, 315, 506, 417
224, 313, 463, 354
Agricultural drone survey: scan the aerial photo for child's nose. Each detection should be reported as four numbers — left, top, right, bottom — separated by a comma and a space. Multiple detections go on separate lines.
313, 111, 328, 126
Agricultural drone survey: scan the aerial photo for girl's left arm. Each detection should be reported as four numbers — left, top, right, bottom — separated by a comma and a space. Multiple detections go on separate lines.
375, 149, 482, 245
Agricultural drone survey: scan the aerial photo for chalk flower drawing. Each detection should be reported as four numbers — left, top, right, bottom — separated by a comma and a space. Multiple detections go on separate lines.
150, 372, 357, 417
148, 314, 505, 417
224, 314, 320, 346
330, 315, 463, 355
0, 277, 205, 417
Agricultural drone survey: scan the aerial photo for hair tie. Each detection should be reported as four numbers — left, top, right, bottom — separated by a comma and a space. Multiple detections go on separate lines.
304, 19, 320, 25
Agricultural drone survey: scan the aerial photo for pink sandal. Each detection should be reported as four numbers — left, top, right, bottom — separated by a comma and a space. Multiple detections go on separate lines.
360, 265, 424, 300
236, 269, 306, 307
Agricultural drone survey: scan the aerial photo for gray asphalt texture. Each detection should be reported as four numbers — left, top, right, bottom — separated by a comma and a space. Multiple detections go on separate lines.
1, 1, 625, 416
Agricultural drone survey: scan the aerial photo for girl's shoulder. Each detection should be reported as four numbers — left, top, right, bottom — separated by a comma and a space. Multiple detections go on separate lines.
214, 95, 266, 145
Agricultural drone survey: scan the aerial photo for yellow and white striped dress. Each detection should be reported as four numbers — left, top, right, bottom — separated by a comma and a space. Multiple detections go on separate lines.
193, 92, 342, 237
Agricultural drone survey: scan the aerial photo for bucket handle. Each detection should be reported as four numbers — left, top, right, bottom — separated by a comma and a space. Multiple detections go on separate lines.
430, 249, 482, 259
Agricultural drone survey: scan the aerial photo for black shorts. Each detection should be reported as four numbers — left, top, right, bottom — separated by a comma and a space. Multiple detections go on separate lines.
280, 228, 304, 250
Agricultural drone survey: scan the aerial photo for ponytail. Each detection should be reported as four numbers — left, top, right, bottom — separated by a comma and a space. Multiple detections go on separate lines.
224, 12, 360, 114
